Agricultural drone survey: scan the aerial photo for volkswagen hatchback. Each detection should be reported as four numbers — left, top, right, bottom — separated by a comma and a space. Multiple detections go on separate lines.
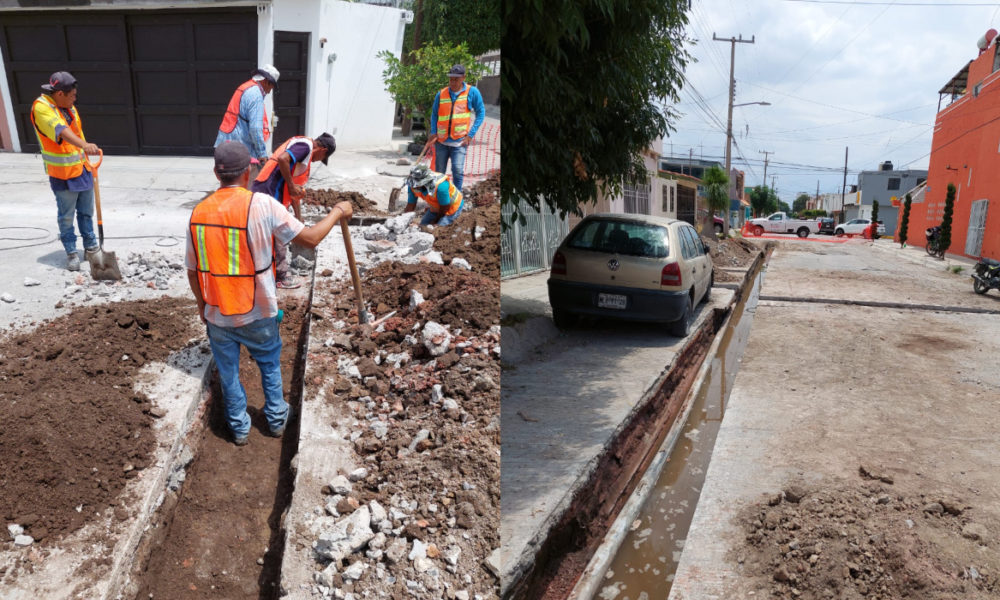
548, 214, 714, 337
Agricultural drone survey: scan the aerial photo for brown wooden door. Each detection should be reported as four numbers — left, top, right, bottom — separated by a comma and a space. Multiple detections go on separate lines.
272, 31, 310, 145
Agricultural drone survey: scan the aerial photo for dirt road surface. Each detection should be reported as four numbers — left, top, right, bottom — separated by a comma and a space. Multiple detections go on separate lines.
670, 239, 1000, 600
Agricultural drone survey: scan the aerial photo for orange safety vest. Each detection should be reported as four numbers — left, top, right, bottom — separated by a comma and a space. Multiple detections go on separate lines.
219, 80, 271, 141
414, 175, 463, 216
189, 187, 272, 317
436, 85, 471, 141
255, 136, 313, 207
30, 96, 91, 180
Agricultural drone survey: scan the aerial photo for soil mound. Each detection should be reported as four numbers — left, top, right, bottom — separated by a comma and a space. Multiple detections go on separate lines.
306, 189, 387, 216
0, 298, 198, 544
702, 234, 762, 281
464, 170, 499, 207
428, 202, 501, 280
733, 480, 1000, 599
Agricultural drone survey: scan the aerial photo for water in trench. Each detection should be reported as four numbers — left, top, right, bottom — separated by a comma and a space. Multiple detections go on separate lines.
595, 269, 764, 600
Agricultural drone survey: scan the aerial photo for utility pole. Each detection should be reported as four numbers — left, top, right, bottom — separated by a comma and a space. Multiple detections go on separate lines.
688, 148, 693, 176
771, 175, 777, 191
760, 150, 773, 189
815, 180, 820, 212
714, 33, 755, 180
840, 146, 849, 223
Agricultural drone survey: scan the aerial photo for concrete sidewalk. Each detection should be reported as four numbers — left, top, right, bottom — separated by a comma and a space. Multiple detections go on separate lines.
499, 270, 736, 593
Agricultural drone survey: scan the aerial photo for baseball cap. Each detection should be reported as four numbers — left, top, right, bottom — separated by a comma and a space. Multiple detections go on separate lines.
447, 64, 466, 77
214, 141, 251, 175
314, 132, 336, 165
41, 72, 77, 94
252, 64, 280, 86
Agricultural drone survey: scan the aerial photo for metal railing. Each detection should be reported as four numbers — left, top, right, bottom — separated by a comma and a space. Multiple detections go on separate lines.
501, 199, 570, 278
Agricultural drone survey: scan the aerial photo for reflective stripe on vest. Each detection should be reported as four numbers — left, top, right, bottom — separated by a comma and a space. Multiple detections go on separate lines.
30, 96, 88, 180
189, 187, 271, 317
414, 175, 463, 216
437, 85, 471, 141
219, 80, 271, 142
255, 136, 313, 207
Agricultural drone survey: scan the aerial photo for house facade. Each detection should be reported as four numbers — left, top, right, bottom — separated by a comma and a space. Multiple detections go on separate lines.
843, 162, 926, 234
0, 0, 408, 155
902, 29, 1000, 259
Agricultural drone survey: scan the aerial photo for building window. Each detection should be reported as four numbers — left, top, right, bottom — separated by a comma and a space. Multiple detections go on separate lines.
624, 181, 651, 215
662, 185, 669, 211
887, 178, 900, 191
670, 187, 675, 213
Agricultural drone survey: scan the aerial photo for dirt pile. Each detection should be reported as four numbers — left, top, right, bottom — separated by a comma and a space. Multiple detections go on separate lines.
0, 298, 198, 547
702, 235, 763, 282
307, 189, 387, 216
304, 260, 500, 598
464, 171, 499, 207
733, 475, 1000, 600
428, 202, 501, 280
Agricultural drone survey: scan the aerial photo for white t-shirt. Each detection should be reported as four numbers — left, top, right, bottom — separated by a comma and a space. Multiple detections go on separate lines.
185, 190, 305, 328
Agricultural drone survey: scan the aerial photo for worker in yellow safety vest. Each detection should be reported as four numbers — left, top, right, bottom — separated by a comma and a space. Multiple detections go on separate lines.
421, 64, 485, 192
30, 71, 102, 272
215, 65, 279, 167
186, 141, 353, 446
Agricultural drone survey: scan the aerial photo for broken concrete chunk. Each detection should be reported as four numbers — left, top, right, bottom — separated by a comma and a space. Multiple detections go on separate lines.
314, 506, 374, 563
408, 429, 431, 453
442, 398, 459, 411
419, 250, 444, 264
450, 258, 472, 270
409, 538, 428, 561
337, 356, 362, 380
409, 289, 425, 310
1, 293, 15, 303
7, 524, 23, 539
422, 321, 452, 357
369, 500, 387, 526
348, 467, 368, 482
484, 549, 501, 578
330, 475, 353, 495
385, 537, 407, 564
315, 562, 338, 587
396, 231, 435, 255
430, 384, 445, 404
342, 561, 367, 581
23, 278, 41, 287
385, 212, 417, 233
13, 535, 33, 547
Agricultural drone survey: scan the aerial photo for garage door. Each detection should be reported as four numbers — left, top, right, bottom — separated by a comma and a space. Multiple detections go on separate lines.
0, 9, 257, 155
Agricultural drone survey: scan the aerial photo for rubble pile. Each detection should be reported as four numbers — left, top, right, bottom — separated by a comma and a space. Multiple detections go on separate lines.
426, 203, 501, 280
734, 478, 1000, 600
307, 189, 387, 216
463, 171, 499, 208
300, 217, 500, 598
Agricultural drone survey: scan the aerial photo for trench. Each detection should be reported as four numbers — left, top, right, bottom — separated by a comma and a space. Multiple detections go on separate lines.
590, 263, 764, 599
128, 253, 315, 600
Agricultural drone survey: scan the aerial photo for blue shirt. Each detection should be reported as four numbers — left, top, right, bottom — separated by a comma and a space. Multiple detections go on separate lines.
214, 82, 269, 161
407, 179, 458, 213
429, 84, 485, 148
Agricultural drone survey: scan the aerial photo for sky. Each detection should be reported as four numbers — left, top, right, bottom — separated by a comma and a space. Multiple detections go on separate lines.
663, 0, 1000, 204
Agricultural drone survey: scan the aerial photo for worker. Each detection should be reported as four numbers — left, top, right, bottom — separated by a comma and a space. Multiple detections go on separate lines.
30, 71, 102, 272
215, 65, 280, 171
250, 133, 337, 288
185, 141, 353, 446
422, 64, 485, 191
404, 164, 464, 226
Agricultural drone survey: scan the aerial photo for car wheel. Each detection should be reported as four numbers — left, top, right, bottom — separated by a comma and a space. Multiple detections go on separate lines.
667, 294, 692, 337
714, 223, 723, 237
835, 229, 845, 237
700, 271, 713, 304
796, 227, 809, 238
753, 225, 764, 237
552, 308, 577, 330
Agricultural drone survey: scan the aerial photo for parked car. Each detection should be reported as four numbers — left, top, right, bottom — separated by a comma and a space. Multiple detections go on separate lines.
747, 212, 820, 238
817, 217, 836, 235
835, 218, 886, 237
548, 213, 714, 337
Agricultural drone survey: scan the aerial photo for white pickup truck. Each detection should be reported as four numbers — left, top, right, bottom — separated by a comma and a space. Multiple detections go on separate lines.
747, 212, 820, 238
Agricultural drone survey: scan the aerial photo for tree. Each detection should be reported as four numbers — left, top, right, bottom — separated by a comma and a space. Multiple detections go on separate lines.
502, 0, 690, 226
898, 193, 912, 248
749, 185, 778, 217
871, 199, 879, 226
702, 166, 730, 237
793, 193, 810, 215
938, 183, 956, 256
777, 200, 791, 214
422, 0, 500, 57
378, 41, 489, 125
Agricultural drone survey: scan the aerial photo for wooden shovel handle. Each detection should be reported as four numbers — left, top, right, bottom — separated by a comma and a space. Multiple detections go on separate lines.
340, 219, 367, 323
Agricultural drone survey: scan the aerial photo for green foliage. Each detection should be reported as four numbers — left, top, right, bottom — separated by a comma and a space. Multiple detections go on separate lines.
801, 209, 827, 218
422, 0, 500, 57
778, 200, 791, 214
793, 193, 810, 215
899, 193, 912, 247
378, 41, 489, 122
950, 265, 965, 274
702, 166, 730, 215
501, 0, 691, 225
749, 185, 778, 217
939, 183, 956, 254
871, 199, 879, 225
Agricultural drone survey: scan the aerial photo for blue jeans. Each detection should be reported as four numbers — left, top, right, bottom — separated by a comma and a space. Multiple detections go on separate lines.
206, 317, 287, 438
420, 200, 465, 226
434, 142, 468, 191
54, 188, 97, 255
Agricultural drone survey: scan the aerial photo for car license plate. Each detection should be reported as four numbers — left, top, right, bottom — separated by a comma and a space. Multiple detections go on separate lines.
598, 293, 627, 309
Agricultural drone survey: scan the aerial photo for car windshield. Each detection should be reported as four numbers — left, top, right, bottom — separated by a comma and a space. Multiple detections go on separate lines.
566, 218, 671, 258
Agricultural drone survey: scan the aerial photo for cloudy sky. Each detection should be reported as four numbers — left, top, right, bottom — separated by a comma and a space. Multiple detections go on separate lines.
664, 0, 1000, 204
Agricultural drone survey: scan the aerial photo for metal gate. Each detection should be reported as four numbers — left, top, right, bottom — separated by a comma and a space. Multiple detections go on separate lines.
965, 199, 988, 257
501, 199, 569, 278
677, 185, 695, 225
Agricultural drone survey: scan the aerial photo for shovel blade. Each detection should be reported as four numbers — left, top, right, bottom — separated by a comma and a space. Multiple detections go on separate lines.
87, 249, 122, 281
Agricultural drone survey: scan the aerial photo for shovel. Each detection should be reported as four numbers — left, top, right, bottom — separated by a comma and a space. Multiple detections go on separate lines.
84, 150, 122, 281
389, 143, 435, 213
340, 218, 371, 324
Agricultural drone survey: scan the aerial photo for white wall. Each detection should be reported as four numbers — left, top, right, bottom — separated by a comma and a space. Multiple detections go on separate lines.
273, 0, 406, 148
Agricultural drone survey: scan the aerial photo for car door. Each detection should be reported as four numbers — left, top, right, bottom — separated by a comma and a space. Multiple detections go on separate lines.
680, 226, 707, 298
767, 213, 784, 233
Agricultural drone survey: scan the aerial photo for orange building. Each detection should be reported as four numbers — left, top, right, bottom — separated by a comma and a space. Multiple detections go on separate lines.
906, 29, 1000, 259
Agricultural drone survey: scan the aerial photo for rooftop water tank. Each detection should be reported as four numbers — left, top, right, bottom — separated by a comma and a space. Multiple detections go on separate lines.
880, 161, 893, 171
977, 29, 998, 51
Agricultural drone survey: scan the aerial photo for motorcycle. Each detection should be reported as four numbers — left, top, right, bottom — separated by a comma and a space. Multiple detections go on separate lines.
972, 257, 1000, 295
925, 226, 943, 258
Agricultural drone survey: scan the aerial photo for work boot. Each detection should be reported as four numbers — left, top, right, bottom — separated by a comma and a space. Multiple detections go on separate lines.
233, 433, 249, 446
276, 275, 301, 289
267, 407, 293, 438
67, 252, 80, 271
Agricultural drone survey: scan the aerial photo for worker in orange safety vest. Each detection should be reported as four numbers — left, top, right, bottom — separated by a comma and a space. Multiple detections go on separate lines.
215, 65, 279, 168
421, 64, 485, 191
404, 164, 464, 226
186, 141, 353, 446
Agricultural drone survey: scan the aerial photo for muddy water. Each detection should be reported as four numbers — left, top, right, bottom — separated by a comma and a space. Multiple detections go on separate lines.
595, 269, 764, 599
